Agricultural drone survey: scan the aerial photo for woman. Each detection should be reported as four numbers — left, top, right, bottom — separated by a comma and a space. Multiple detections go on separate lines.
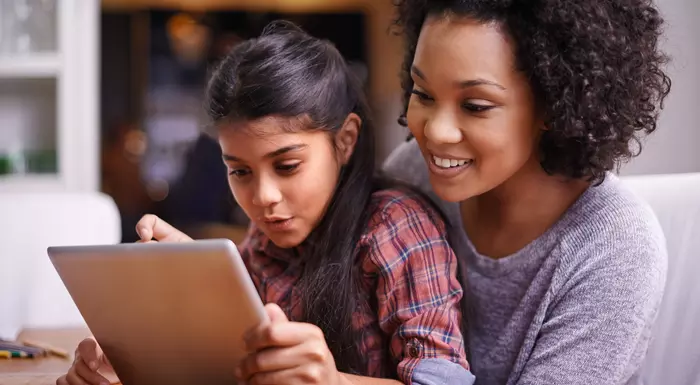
58, 21, 473, 385
383, 0, 671, 384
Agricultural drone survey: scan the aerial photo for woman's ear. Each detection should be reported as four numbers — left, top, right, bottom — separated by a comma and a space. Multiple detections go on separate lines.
335, 113, 361, 165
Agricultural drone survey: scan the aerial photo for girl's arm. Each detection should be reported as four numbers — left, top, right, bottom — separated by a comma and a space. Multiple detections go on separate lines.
361, 191, 474, 385
341, 374, 401, 384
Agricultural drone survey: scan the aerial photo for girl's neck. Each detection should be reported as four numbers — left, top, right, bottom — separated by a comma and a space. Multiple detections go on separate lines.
460, 161, 591, 259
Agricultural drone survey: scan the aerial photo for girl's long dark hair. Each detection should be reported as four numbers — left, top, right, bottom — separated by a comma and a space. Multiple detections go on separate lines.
204, 20, 379, 374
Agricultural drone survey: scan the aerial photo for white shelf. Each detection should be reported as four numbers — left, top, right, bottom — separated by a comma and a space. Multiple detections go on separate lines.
0, 54, 61, 79
0, 0, 100, 193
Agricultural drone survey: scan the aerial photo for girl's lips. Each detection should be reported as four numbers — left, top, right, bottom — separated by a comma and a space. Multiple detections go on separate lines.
264, 217, 295, 232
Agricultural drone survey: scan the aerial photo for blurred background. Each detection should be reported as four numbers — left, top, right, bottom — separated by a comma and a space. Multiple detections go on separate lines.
1, 2, 699, 381
0, 0, 411, 245
0, 0, 697, 243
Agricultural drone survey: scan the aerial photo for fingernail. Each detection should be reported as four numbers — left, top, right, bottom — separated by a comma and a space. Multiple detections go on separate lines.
89, 361, 98, 370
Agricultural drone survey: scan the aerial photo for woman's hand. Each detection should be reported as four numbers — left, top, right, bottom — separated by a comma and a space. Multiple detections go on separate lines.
56, 338, 118, 385
235, 304, 344, 385
134, 214, 193, 243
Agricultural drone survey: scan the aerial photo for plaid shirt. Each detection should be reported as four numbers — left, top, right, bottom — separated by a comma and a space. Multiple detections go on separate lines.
238, 189, 469, 383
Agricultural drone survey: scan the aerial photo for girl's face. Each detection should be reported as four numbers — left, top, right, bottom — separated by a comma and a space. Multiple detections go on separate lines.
406, 16, 543, 202
219, 115, 359, 248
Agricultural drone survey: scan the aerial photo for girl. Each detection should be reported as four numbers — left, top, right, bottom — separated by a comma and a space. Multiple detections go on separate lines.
383, 0, 670, 384
57, 21, 474, 385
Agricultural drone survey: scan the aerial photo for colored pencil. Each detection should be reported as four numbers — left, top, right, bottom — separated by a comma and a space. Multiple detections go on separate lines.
0, 342, 46, 356
21, 339, 71, 359
0, 350, 36, 358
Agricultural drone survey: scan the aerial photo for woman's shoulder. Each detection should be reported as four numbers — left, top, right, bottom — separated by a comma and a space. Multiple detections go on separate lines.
382, 139, 431, 193
563, 174, 665, 249
554, 174, 667, 285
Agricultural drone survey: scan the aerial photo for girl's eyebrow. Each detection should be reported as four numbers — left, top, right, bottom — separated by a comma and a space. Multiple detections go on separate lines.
222, 144, 308, 162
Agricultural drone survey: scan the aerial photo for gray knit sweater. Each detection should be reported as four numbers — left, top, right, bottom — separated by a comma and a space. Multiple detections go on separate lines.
382, 139, 667, 385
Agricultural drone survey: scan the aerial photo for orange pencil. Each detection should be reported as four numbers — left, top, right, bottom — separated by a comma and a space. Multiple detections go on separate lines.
20, 339, 70, 359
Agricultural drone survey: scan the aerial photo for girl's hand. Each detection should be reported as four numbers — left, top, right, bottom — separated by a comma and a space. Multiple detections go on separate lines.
236, 304, 343, 385
56, 338, 118, 385
134, 214, 193, 243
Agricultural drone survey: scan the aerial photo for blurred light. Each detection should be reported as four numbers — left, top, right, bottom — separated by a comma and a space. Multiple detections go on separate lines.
166, 12, 210, 65
123, 129, 147, 162
146, 178, 169, 202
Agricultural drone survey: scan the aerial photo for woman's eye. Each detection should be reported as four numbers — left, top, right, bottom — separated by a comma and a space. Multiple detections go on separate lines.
411, 89, 434, 103
276, 163, 300, 174
461, 102, 495, 113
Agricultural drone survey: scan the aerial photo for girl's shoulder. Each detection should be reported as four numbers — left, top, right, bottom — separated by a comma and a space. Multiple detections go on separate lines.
364, 188, 448, 237
356, 188, 454, 275
356, 188, 460, 306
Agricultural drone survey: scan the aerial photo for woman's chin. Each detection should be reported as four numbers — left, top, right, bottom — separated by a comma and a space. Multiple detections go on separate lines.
429, 175, 476, 203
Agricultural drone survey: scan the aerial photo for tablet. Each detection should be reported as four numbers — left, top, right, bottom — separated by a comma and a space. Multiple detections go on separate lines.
47, 239, 267, 385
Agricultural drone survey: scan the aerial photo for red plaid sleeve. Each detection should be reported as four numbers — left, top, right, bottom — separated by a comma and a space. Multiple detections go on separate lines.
361, 190, 469, 383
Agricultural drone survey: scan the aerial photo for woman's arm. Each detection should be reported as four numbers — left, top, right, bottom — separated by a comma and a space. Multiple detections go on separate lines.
514, 233, 667, 384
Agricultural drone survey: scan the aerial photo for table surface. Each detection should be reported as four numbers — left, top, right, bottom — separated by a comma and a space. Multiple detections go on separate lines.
0, 328, 121, 385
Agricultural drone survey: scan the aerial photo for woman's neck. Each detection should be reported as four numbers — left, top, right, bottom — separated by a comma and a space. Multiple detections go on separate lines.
460, 162, 590, 259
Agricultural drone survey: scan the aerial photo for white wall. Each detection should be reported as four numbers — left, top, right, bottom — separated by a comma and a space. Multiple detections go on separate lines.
621, 0, 700, 175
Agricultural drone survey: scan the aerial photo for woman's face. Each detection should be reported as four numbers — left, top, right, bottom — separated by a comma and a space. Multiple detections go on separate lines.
406, 16, 543, 202
219, 116, 358, 249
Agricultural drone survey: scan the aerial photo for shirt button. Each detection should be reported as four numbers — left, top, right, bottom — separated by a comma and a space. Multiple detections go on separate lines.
407, 338, 423, 358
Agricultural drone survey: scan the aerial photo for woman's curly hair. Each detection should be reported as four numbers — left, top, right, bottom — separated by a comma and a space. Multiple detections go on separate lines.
393, 0, 672, 182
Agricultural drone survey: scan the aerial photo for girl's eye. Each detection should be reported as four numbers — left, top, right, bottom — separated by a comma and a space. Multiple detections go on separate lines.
276, 163, 300, 174
411, 89, 434, 103
228, 169, 250, 178
461, 103, 495, 113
